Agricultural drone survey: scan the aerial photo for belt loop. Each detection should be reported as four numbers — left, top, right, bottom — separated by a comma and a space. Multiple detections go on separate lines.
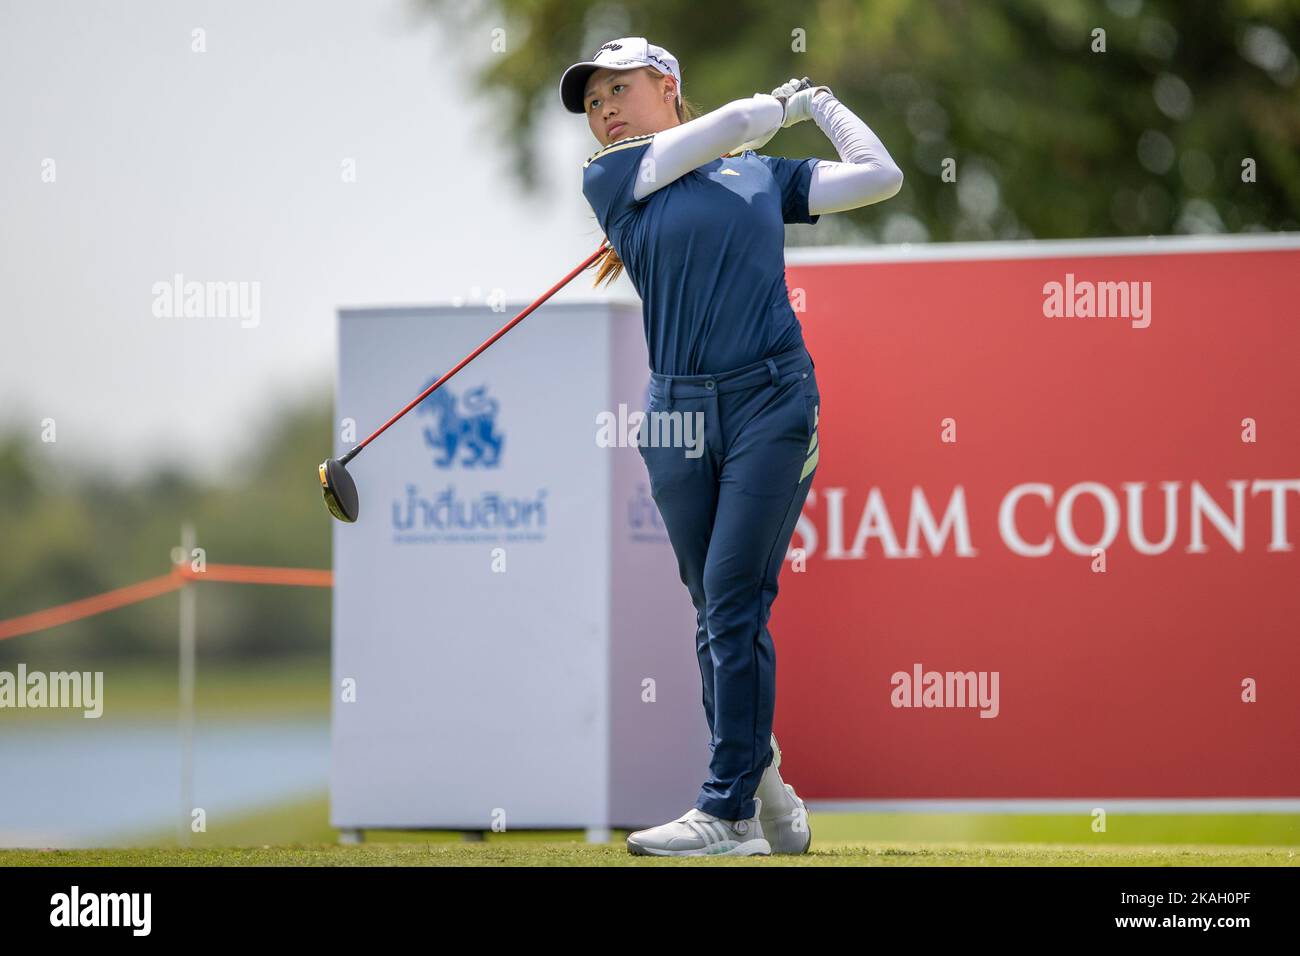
765, 358, 779, 387
666, 378, 674, 402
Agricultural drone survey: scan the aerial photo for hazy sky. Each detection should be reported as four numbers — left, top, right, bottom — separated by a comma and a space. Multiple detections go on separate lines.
0, 0, 622, 485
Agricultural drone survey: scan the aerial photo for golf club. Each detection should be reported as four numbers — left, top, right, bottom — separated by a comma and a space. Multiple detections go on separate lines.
318, 239, 611, 523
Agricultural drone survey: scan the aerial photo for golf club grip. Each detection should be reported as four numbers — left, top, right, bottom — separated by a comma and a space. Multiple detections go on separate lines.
339, 239, 611, 466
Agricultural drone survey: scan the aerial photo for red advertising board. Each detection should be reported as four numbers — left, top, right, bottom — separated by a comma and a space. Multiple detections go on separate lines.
777, 235, 1300, 806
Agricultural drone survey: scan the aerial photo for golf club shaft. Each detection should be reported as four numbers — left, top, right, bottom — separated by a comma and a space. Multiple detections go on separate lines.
339, 239, 611, 467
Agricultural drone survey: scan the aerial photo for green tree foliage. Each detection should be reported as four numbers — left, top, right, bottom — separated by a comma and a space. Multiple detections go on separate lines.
421, 0, 1300, 241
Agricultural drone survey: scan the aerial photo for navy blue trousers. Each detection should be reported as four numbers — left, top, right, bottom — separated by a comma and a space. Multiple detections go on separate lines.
637, 345, 820, 821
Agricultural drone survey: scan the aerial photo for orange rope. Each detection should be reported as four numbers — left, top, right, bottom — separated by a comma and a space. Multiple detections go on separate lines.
0, 563, 332, 641
0, 570, 185, 641
176, 563, 333, 588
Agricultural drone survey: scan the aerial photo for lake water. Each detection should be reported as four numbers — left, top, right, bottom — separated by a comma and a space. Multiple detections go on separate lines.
0, 718, 329, 848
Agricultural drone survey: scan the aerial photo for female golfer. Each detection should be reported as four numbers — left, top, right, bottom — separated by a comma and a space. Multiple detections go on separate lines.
560, 37, 903, 856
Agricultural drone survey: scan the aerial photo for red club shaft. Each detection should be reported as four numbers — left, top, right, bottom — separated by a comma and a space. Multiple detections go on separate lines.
339, 240, 610, 467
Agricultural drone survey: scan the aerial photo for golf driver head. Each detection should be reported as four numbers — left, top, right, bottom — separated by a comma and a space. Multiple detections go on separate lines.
319, 458, 359, 523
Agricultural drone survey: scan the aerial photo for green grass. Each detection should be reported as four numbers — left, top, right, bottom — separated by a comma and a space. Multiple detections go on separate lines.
813, 810, 1300, 846
5, 842, 1295, 867
2, 793, 1295, 866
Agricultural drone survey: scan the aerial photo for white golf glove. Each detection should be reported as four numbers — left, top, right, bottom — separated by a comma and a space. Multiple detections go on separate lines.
779, 81, 833, 128
734, 78, 831, 154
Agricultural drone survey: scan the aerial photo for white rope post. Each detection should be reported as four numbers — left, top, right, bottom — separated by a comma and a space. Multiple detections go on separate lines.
178, 521, 196, 847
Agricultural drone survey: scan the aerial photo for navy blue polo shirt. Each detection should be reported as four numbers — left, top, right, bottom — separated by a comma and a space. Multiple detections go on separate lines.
582, 132, 820, 375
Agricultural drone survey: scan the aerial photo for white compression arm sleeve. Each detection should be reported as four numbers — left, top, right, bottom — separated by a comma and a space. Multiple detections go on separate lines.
631, 94, 784, 202
806, 91, 904, 215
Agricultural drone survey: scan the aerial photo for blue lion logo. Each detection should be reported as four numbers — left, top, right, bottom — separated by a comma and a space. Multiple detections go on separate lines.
417, 383, 504, 468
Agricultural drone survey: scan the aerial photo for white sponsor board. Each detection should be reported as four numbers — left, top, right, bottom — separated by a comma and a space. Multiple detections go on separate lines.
330, 301, 709, 833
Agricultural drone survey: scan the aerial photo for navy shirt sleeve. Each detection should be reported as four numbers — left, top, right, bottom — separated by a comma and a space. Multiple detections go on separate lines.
581, 134, 655, 239
755, 154, 822, 225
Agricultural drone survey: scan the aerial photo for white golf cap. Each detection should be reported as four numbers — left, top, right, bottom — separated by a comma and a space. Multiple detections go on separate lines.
559, 37, 682, 114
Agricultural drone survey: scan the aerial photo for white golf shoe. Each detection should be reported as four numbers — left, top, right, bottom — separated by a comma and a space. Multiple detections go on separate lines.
757, 733, 812, 854
626, 799, 771, 857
